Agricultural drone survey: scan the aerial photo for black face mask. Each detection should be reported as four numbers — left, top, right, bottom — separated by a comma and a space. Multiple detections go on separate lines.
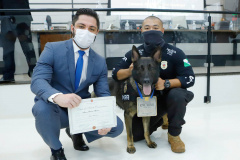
142, 30, 165, 54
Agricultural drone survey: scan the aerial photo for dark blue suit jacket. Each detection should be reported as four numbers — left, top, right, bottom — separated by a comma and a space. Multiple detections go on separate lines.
31, 39, 110, 103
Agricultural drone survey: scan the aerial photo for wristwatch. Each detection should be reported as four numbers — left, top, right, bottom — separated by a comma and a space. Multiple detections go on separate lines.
164, 79, 171, 89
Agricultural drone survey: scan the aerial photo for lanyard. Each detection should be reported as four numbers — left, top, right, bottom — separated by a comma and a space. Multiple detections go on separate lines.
135, 81, 154, 99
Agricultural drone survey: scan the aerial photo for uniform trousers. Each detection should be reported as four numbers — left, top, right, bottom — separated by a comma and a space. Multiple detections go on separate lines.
1, 17, 36, 79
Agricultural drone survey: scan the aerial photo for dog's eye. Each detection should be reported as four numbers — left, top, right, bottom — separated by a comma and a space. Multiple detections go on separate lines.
140, 65, 144, 70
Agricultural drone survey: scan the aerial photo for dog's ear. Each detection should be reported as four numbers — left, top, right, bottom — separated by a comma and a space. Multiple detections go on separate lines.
131, 45, 140, 62
152, 46, 162, 63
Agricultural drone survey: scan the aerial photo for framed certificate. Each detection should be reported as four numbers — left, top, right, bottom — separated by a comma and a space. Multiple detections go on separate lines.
68, 96, 117, 134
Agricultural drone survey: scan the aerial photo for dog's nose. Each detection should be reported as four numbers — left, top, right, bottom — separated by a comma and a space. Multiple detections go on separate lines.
143, 78, 150, 84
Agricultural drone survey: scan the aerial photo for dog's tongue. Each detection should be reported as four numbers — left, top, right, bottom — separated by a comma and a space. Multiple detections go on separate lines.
143, 84, 151, 95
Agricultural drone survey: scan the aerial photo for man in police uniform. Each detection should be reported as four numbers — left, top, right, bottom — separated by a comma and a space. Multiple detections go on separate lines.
0, 0, 36, 82
112, 16, 195, 153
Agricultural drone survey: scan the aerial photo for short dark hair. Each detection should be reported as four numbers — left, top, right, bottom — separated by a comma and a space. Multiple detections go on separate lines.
72, 8, 100, 29
142, 16, 163, 27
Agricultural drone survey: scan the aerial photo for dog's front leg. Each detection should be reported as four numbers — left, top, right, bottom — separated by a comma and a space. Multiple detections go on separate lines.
142, 117, 157, 148
124, 110, 136, 154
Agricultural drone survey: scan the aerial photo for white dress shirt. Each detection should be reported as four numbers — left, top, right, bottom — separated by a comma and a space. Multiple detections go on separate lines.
73, 40, 89, 85
48, 40, 89, 103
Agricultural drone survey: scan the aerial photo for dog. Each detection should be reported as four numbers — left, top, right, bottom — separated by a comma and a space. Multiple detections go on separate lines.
108, 45, 162, 154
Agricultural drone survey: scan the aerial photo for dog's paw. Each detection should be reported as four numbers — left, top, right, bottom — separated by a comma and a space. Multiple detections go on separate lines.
127, 146, 136, 154
147, 141, 157, 148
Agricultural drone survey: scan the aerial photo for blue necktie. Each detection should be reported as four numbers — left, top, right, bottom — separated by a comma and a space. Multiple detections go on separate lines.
75, 50, 85, 91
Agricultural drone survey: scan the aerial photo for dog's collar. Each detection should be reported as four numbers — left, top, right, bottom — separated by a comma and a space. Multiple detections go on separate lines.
135, 81, 154, 99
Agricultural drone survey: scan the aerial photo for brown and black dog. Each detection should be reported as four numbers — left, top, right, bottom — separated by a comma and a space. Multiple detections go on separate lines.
108, 45, 162, 154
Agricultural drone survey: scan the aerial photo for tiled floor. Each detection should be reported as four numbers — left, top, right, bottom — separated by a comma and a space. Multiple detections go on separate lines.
0, 74, 31, 82
1, 102, 240, 160
0, 75, 240, 160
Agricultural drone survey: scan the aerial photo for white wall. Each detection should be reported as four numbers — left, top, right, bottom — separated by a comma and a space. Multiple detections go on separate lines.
0, 74, 240, 118
188, 74, 240, 107
112, 0, 205, 21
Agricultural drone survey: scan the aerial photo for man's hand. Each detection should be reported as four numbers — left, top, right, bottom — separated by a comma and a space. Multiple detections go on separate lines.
98, 128, 112, 135
117, 63, 134, 80
53, 93, 82, 108
128, 63, 133, 74
155, 78, 165, 90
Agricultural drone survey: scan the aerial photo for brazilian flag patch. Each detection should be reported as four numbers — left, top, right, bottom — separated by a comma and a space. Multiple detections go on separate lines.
183, 59, 191, 67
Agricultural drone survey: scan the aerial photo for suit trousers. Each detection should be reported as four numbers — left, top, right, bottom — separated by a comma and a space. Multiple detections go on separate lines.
1, 17, 36, 79
32, 99, 124, 150
132, 88, 194, 141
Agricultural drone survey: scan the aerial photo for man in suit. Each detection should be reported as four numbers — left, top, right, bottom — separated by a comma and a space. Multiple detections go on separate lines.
0, 0, 36, 82
31, 8, 123, 160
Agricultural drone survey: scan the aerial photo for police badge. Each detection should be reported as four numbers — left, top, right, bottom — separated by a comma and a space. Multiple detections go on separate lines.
161, 61, 168, 70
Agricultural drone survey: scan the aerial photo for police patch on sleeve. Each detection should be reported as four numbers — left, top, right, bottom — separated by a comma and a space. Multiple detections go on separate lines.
122, 57, 127, 62
161, 61, 168, 70
183, 59, 191, 67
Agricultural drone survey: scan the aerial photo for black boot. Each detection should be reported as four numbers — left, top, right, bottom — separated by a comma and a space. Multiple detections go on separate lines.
50, 148, 67, 160
65, 127, 89, 151
28, 64, 35, 77
0, 77, 15, 83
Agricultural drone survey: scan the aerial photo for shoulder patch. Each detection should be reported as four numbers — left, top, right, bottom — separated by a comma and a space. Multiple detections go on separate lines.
183, 59, 191, 67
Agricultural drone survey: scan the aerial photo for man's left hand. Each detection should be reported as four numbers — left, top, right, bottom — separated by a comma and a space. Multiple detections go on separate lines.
98, 128, 112, 135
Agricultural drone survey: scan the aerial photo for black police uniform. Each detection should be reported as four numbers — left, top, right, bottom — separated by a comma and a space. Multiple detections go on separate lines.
112, 43, 195, 141
0, 0, 36, 80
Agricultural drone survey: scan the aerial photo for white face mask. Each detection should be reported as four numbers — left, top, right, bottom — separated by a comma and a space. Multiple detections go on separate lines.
73, 28, 96, 49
